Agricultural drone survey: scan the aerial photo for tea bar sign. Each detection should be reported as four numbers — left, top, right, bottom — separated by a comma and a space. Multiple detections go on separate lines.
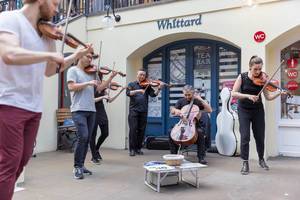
157, 15, 202, 30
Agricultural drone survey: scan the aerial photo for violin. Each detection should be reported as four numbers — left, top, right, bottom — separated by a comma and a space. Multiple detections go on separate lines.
84, 64, 98, 74
253, 72, 292, 97
139, 79, 172, 88
99, 67, 126, 77
37, 20, 99, 59
109, 82, 125, 90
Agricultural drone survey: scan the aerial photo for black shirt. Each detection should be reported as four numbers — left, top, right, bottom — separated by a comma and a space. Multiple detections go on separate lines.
126, 81, 157, 113
238, 72, 263, 110
175, 98, 204, 111
94, 89, 108, 123
174, 98, 205, 128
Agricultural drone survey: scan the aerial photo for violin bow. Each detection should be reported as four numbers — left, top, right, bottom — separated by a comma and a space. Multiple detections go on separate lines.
97, 41, 102, 74
257, 59, 285, 96
56, 0, 74, 73
106, 62, 116, 100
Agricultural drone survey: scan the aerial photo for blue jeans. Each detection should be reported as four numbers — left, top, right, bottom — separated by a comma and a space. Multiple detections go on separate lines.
72, 111, 96, 168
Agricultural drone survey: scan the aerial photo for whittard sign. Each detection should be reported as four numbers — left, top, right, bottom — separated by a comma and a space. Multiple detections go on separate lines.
157, 15, 202, 30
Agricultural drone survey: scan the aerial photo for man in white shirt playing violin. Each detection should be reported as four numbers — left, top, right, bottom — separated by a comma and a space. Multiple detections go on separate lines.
0, 0, 93, 199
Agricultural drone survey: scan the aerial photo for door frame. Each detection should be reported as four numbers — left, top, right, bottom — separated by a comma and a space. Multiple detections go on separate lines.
143, 39, 241, 141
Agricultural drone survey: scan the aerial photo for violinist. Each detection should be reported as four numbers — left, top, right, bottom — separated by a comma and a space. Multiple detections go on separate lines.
126, 69, 163, 156
90, 72, 125, 164
0, 0, 92, 199
67, 53, 118, 179
169, 85, 212, 164
232, 55, 286, 175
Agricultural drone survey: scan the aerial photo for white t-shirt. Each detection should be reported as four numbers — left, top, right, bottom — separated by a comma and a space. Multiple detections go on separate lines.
0, 10, 49, 112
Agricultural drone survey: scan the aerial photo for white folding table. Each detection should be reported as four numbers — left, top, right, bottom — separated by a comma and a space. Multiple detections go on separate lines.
144, 161, 207, 192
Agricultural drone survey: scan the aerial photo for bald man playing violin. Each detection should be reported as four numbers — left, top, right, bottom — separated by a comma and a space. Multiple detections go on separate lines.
0, 0, 93, 199
126, 69, 163, 156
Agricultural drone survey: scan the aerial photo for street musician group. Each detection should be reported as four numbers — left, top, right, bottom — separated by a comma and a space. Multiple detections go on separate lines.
0, 0, 288, 199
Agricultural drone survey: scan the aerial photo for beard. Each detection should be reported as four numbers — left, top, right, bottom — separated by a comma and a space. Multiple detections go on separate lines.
39, 2, 52, 21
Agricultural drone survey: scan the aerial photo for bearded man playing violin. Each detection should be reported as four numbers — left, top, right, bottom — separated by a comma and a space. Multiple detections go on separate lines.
0, 0, 93, 199
169, 85, 212, 165
126, 69, 163, 156
67, 53, 118, 179
232, 55, 287, 175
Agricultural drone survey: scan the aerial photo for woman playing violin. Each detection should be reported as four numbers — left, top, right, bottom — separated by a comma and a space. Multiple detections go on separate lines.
90, 72, 125, 164
67, 53, 118, 179
0, 0, 92, 198
126, 69, 163, 156
232, 55, 286, 175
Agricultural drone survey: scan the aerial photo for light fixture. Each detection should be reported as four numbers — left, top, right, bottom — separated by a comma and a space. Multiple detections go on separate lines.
102, 0, 121, 30
246, 0, 257, 8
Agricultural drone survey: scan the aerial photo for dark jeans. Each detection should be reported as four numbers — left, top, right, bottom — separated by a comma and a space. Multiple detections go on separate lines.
238, 106, 265, 160
0, 105, 41, 200
128, 111, 147, 151
169, 123, 206, 160
72, 111, 96, 168
90, 117, 109, 159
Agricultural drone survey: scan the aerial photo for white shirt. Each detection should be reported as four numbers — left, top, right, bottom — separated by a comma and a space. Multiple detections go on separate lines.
0, 10, 49, 112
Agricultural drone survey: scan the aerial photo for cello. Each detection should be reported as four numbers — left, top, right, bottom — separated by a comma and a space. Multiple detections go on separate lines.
170, 95, 199, 146
215, 87, 240, 156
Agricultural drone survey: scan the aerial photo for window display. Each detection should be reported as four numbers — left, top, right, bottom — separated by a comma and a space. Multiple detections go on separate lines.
281, 41, 300, 119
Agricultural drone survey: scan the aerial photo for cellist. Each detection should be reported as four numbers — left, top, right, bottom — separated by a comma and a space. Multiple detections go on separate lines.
169, 85, 212, 164
0, 0, 93, 199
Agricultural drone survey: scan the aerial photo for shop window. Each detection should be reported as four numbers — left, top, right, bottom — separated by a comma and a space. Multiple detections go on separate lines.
193, 45, 212, 103
218, 46, 239, 112
147, 52, 163, 117
281, 41, 300, 119
168, 48, 186, 117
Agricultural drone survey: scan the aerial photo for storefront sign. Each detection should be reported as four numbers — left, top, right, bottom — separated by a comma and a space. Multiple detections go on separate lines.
157, 15, 202, 30
254, 31, 266, 43
287, 58, 298, 68
286, 80, 299, 90
287, 69, 298, 79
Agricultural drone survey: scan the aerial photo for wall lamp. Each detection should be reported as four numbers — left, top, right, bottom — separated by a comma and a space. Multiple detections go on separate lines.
102, 0, 121, 30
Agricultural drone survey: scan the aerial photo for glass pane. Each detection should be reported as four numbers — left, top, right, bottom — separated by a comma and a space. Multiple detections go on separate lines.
193, 45, 212, 104
147, 53, 162, 117
169, 48, 186, 116
281, 41, 300, 119
218, 47, 239, 112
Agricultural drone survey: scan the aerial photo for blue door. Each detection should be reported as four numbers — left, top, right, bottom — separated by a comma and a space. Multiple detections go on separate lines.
144, 39, 240, 143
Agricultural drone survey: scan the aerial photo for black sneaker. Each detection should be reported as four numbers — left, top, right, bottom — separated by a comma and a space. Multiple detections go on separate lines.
241, 160, 249, 175
96, 151, 103, 160
129, 150, 135, 156
259, 159, 270, 170
91, 158, 101, 165
82, 166, 92, 175
135, 149, 144, 155
198, 158, 208, 165
74, 167, 84, 179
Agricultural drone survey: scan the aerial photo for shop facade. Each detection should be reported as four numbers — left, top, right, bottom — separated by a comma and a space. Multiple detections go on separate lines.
36, 0, 300, 159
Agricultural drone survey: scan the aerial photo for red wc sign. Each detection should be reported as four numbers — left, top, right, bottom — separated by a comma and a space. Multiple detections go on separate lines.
287, 69, 298, 79
254, 31, 266, 43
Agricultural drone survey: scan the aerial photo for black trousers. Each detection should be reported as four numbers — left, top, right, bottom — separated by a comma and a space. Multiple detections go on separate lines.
169, 125, 206, 159
238, 106, 265, 160
128, 111, 147, 151
90, 115, 109, 159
